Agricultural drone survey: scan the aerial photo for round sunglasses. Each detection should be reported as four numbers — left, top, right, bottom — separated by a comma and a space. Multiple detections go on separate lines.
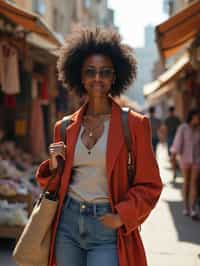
83, 67, 115, 79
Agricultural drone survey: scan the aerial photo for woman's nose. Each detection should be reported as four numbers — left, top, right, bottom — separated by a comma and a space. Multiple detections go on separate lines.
94, 72, 101, 81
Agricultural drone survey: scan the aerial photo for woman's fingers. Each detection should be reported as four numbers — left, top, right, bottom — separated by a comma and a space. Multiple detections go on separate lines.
49, 142, 66, 169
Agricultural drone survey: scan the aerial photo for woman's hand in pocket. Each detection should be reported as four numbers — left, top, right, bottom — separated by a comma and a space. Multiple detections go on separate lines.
99, 213, 123, 229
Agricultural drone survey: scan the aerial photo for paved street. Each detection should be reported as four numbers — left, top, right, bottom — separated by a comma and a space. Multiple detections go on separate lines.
0, 143, 199, 266
141, 143, 200, 266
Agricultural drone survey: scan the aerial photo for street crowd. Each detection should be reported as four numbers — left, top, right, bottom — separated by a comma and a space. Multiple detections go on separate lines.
148, 106, 200, 221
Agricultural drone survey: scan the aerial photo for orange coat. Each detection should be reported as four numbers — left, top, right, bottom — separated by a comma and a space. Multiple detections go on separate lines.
36, 100, 162, 266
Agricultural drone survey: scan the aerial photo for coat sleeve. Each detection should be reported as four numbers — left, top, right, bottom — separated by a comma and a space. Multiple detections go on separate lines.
115, 116, 163, 235
35, 120, 62, 191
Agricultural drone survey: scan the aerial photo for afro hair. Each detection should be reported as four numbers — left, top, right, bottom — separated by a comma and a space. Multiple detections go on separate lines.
57, 27, 137, 96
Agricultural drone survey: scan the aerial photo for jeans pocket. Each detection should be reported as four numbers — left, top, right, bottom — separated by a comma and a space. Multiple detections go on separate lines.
94, 217, 117, 242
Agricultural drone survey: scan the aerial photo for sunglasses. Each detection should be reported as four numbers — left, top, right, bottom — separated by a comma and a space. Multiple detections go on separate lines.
83, 67, 115, 79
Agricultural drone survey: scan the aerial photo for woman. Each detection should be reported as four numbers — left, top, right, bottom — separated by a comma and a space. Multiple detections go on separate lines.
170, 109, 200, 220
36, 27, 162, 266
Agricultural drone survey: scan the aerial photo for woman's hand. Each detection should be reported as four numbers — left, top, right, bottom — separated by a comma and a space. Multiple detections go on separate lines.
49, 141, 66, 171
99, 213, 123, 229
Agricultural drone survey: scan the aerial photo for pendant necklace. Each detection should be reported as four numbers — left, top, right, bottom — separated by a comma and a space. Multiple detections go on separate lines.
82, 115, 108, 155
86, 122, 104, 155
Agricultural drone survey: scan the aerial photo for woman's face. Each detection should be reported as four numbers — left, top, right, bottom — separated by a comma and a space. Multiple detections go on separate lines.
81, 54, 115, 98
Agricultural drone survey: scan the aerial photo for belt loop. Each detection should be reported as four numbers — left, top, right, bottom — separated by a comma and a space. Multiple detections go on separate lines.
93, 204, 97, 217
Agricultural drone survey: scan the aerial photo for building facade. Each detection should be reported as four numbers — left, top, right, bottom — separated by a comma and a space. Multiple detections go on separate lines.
126, 25, 159, 107
11, 0, 114, 37
145, 0, 200, 120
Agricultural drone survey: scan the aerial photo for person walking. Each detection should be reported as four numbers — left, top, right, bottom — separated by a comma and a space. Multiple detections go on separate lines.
165, 106, 181, 151
148, 106, 161, 152
165, 106, 181, 182
36, 27, 162, 266
170, 109, 200, 220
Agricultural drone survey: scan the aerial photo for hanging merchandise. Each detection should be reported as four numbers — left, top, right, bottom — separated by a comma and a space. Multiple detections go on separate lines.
29, 99, 46, 159
4, 95, 16, 109
17, 63, 32, 105
31, 78, 38, 100
0, 42, 20, 95
15, 118, 27, 137
40, 78, 49, 105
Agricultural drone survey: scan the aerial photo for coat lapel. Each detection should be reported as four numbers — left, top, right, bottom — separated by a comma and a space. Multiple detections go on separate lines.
61, 103, 87, 191
106, 101, 124, 182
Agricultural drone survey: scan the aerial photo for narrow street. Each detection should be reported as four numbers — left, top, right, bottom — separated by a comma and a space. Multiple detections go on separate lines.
0, 143, 199, 266
141, 143, 200, 266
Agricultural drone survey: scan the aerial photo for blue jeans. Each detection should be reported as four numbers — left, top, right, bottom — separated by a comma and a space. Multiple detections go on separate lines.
55, 196, 118, 266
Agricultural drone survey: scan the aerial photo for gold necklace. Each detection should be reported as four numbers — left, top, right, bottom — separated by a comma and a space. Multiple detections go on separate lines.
83, 119, 104, 137
82, 114, 110, 137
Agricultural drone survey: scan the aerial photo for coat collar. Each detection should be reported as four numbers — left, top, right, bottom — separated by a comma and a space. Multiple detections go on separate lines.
65, 98, 124, 181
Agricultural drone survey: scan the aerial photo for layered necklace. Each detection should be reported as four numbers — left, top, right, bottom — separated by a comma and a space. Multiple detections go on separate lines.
82, 114, 110, 154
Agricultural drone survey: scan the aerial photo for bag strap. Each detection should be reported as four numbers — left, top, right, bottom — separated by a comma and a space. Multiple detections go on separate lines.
41, 117, 72, 197
57, 116, 72, 177
121, 108, 140, 231
121, 107, 135, 188
60, 116, 72, 144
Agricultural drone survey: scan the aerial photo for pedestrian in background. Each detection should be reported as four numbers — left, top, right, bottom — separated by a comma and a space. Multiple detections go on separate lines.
165, 106, 181, 151
165, 106, 181, 181
148, 106, 161, 152
36, 27, 162, 266
170, 108, 200, 220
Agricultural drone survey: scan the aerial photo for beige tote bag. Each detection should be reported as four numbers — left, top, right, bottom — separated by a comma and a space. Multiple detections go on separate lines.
13, 194, 58, 266
12, 159, 64, 266
13, 121, 69, 266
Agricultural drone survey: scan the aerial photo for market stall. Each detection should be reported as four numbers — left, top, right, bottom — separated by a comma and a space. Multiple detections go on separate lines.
0, 1, 61, 239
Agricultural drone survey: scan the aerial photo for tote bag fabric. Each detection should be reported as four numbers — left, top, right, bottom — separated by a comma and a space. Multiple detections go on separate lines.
12, 194, 58, 266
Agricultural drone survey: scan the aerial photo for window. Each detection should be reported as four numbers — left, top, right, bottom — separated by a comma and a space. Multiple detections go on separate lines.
32, 0, 46, 16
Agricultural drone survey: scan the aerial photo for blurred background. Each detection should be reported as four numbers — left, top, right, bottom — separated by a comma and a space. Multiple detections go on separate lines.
0, 0, 200, 265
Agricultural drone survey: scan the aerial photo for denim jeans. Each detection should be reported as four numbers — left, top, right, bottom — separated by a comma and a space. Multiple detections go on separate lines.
55, 196, 118, 266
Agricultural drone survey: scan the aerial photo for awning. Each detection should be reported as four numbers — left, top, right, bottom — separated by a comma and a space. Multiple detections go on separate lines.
144, 53, 190, 97
156, 0, 200, 59
0, 0, 61, 46
145, 84, 174, 104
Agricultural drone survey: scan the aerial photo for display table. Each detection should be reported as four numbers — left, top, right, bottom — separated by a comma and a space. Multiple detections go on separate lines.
0, 194, 32, 239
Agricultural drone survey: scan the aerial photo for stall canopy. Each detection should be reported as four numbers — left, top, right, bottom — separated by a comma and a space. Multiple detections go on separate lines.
0, 0, 61, 46
144, 53, 190, 97
156, 0, 200, 60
